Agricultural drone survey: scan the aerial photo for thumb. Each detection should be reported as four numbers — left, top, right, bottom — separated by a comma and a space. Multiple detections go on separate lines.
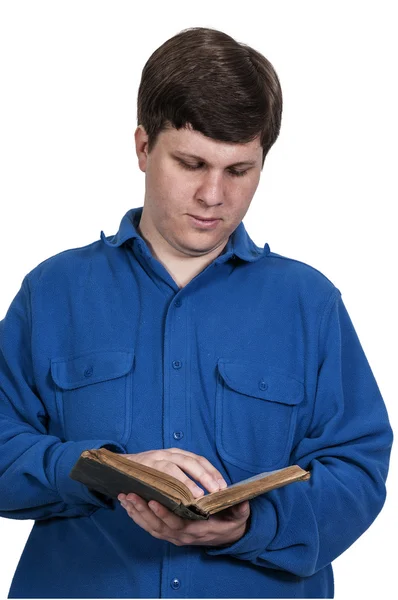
231, 500, 250, 519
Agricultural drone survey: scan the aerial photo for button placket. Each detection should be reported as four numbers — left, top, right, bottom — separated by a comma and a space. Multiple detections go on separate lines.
161, 293, 190, 598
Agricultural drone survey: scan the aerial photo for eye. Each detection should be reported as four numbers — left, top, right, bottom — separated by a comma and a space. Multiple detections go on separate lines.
178, 160, 204, 171
177, 159, 249, 177
228, 169, 248, 178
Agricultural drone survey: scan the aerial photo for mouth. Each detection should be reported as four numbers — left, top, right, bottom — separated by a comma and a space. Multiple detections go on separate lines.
189, 214, 221, 222
187, 214, 221, 230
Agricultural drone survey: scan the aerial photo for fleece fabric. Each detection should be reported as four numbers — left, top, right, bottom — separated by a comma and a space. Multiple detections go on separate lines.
0, 207, 393, 598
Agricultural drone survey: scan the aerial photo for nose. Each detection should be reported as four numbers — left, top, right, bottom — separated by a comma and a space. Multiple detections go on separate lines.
194, 170, 224, 207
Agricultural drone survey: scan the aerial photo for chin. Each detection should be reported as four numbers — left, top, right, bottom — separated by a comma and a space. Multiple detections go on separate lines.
174, 238, 217, 256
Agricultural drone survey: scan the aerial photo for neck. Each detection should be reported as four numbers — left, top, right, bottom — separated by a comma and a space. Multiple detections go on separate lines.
136, 212, 228, 288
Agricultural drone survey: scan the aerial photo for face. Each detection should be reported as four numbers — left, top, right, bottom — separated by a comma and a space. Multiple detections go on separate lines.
135, 124, 263, 259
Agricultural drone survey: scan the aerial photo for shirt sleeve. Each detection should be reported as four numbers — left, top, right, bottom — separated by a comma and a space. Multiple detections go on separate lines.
207, 291, 393, 576
0, 278, 126, 521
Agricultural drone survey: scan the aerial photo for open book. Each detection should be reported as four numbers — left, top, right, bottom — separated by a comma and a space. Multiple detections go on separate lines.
70, 448, 310, 520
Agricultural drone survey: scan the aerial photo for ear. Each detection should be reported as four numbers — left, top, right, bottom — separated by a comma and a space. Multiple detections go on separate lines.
134, 125, 149, 172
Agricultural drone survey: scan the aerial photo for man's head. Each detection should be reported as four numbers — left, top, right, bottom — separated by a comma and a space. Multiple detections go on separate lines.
134, 28, 282, 261
137, 27, 282, 165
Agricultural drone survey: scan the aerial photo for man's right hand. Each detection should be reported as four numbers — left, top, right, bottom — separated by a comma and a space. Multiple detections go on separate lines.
123, 448, 228, 497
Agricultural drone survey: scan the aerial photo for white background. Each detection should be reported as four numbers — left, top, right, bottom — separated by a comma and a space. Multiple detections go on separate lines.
0, 1, 397, 598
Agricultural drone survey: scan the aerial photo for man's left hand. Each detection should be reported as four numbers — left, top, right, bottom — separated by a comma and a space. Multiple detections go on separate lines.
118, 493, 250, 547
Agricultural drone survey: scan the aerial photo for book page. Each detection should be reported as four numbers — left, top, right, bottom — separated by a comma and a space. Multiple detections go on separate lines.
194, 465, 310, 513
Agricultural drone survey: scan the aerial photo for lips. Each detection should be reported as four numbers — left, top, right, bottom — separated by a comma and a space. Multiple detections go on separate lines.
189, 215, 220, 222
188, 214, 221, 230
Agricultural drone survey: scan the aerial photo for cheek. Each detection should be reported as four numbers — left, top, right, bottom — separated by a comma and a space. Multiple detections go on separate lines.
227, 178, 258, 207
151, 168, 194, 203
241, 172, 261, 195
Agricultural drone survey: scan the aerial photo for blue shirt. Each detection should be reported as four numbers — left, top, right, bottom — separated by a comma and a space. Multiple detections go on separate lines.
0, 207, 392, 598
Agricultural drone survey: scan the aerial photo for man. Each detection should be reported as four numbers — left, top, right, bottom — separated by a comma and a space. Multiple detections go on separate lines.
0, 27, 392, 598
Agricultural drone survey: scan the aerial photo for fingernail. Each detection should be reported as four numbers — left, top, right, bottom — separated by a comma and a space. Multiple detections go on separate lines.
149, 502, 158, 513
209, 480, 221, 492
218, 478, 228, 489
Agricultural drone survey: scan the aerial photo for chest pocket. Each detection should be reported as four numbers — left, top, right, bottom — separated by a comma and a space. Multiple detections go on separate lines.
51, 350, 134, 444
215, 359, 304, 473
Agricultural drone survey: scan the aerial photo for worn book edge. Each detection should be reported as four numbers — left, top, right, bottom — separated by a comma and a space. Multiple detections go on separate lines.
195, 466, 310, 514
70, 449, 310, 518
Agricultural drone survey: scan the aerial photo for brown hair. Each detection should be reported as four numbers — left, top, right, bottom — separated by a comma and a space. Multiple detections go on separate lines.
137, 27, 283, 166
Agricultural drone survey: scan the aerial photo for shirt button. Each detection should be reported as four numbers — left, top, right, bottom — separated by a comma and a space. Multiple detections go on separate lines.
173, 431, 184, 440
259, 380, 268, 391
171, 578, 181, 590
84, 367, 93, 378
174, 299, 182, 307
172, 360, 182, 369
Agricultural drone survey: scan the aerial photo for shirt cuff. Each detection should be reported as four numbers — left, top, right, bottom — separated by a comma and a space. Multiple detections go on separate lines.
54, 440, 126, 507
206, 496, 277, 561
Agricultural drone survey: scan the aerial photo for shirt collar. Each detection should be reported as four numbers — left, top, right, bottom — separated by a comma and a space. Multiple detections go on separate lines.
100, 207, 269, 263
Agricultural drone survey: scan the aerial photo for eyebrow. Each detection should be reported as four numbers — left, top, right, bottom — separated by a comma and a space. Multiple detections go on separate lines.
172, 151, 258, 168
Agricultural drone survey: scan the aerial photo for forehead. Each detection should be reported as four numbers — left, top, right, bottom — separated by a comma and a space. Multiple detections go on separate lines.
157, 125, 262, 165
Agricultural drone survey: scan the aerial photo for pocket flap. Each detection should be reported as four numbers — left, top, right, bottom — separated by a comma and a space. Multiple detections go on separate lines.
217, 359, 303, 406
51, 350, 134, 390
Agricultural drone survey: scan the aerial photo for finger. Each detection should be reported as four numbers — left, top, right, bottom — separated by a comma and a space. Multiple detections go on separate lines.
121, 494, 172, 536
151, 461, 205, 498
149, 501, 215, 545
124, 496, 247, 547
125, 449, 228, 496
147, 500, 187, 530
155, 452, 227, 494
167, 449, 228, 488
227, 501, 251, 520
